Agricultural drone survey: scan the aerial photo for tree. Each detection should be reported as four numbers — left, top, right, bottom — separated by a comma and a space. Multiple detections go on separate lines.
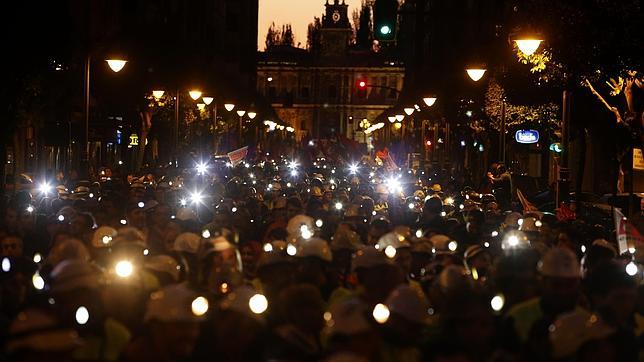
307, 17, 322, 53
265, 22, 281, 50
281, 24, 294, 47
355, 1, 373, 48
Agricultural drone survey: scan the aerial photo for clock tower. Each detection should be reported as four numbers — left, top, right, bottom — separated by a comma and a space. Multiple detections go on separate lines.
320, 0, 352, 57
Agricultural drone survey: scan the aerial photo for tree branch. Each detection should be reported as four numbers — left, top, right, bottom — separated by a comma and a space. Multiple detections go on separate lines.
585, 79, 623, 123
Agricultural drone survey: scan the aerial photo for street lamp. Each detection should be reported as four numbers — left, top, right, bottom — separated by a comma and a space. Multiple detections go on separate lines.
515, 38, 542, 56
423, 97, 437, 107
387, 116, 396, 123
224, 103, 235, 112
197, 103, 206, 110
152, 90, 165, 99
395, 114, 404, 122
466, 68, 487, 82
189, 90, 202, 101
236, 110, 246, 117
247, 111, 257, 120
202, 96, 214, 105
404, 107, 415, 116
105, 59, 127, 73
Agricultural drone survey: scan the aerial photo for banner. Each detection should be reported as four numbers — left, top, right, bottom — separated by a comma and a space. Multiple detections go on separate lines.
517, 188, 539, 212
376, 149, 397, 173
227, 146, 248, 167
614, 207, 643, 255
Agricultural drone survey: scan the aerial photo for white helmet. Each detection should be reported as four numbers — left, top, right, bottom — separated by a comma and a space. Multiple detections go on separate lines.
351, 246, 392, 271
324, 299, 371, 337
144, 255, 180, 282
331, 229, 363, 251
377, 232, 410, 250
91, 226, 117, 248
287, 214, 315, 240
296, 238, 332, 262
538, 247, 580, 278
518, 217, 541, 232
6, 309, 81, 353
144, 283, 207, 322
503, 212, 523, 229
173, 232, 201, 254
429, 234, 457, 254
176, 207, 198, 222
220, 285, 268, 320
385, 284, 428, 324
549, 310, 614, 359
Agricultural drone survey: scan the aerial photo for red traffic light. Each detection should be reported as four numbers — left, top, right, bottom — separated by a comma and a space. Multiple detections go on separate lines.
425, 140, 432, 147
358, 80, 367, 89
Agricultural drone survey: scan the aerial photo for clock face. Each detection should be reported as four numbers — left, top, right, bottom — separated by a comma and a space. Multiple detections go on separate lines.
332, 10, 340, 23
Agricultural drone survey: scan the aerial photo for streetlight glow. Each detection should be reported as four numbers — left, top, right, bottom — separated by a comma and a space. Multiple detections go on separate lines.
466, 68, 487, 82
247, 111, 257, 119
189, 90, 203, 100
202, 96, 214, 105
224, 103, 235, 111
152, 90, 165, 99
236, 110, 246, 117
423, 97, 437, 107
395, 114, 404, 122
106, 59, 127, 72
515, 39, 542, 56
404, 107, 415, 116
197, 103, 206, 110
387, 116, 396, 123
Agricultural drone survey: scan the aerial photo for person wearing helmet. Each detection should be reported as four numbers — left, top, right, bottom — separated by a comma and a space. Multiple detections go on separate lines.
377, 284, 428, 361
463, 244, 492, 282
255, 241, 297, 303
417, 196, 446, 234
122, 284, 205, 362
294, 237, 336, 300
505, 247, 584, 346
487, 164, 512, 210
5, 308, 82, 362
49, 260, 131, 361
322, 298, 381, 361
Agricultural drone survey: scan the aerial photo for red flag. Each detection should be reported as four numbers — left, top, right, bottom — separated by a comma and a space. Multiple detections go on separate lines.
614, 207, 644, 255
227, 146, 248, 167
517, 188, 539, 212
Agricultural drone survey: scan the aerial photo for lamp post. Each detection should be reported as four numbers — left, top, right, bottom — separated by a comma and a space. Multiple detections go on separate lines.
83, 56, 126, 178
236, 109, 246, 145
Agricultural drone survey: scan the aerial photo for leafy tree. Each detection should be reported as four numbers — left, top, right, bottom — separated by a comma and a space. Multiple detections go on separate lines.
281, 24, 295, 46
355, 1, 373, 48
307, 17, 322, 53
265, 22, 281, 50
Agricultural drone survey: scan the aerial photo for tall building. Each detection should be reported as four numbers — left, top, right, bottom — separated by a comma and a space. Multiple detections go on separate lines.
257, 0, 404, 140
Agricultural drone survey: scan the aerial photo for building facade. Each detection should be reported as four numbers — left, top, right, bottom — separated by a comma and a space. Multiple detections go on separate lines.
257, 0, 404, 141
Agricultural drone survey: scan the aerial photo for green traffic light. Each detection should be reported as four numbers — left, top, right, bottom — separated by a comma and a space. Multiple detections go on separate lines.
380, 25, 392, 35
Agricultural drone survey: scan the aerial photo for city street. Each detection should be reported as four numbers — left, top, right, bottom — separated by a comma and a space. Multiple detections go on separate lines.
0, 1, 642, 361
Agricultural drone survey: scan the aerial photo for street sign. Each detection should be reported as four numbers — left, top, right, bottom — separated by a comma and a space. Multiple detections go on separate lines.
515, 130, 539, 144
633, 148, 644, 171
129, 134, 139, 146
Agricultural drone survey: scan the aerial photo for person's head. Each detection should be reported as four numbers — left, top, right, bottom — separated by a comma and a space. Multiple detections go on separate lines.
126, 202, 147, 230
49, 260, 104, 329
278, 284, 325, 335
585, 261, 637, 327
1, 235, 23, 258
240, 241, 262, 279
4, 206, 19, 232
144, 284, 204, 359
380, 284, 428, 345
353, 248, 403, 304
539, 247, 581, 312
69, 212, 95, 240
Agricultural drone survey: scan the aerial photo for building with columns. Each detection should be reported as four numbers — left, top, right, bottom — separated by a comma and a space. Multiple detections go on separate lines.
257, 0, 404, 141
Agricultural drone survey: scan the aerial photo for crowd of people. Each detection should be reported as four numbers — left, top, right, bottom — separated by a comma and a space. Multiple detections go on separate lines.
0, 156, 642, 362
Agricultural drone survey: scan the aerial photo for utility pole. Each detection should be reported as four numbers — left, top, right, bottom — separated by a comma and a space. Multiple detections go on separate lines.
557, 90, 571, 206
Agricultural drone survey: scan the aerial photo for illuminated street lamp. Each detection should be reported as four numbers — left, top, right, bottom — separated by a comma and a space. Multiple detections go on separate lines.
423, 97, 437, 107
247, 111, 257, 120
152, 90, 165, 99
515, 38, 542, 56
387, 116, 396, 123
395, 114, 404, 122
105, 59, 127, 72
202, 96, 214, 105
189, 90, 202, 100
197, 103, 206, 110
403, 107, 415, 116
466, 68, 487, 82
236, 110, 246, 117
224, 103, 235, 112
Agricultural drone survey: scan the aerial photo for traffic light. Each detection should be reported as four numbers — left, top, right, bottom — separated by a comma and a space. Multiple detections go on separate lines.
373, 0, 398, 42
357, 80, 367, 89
